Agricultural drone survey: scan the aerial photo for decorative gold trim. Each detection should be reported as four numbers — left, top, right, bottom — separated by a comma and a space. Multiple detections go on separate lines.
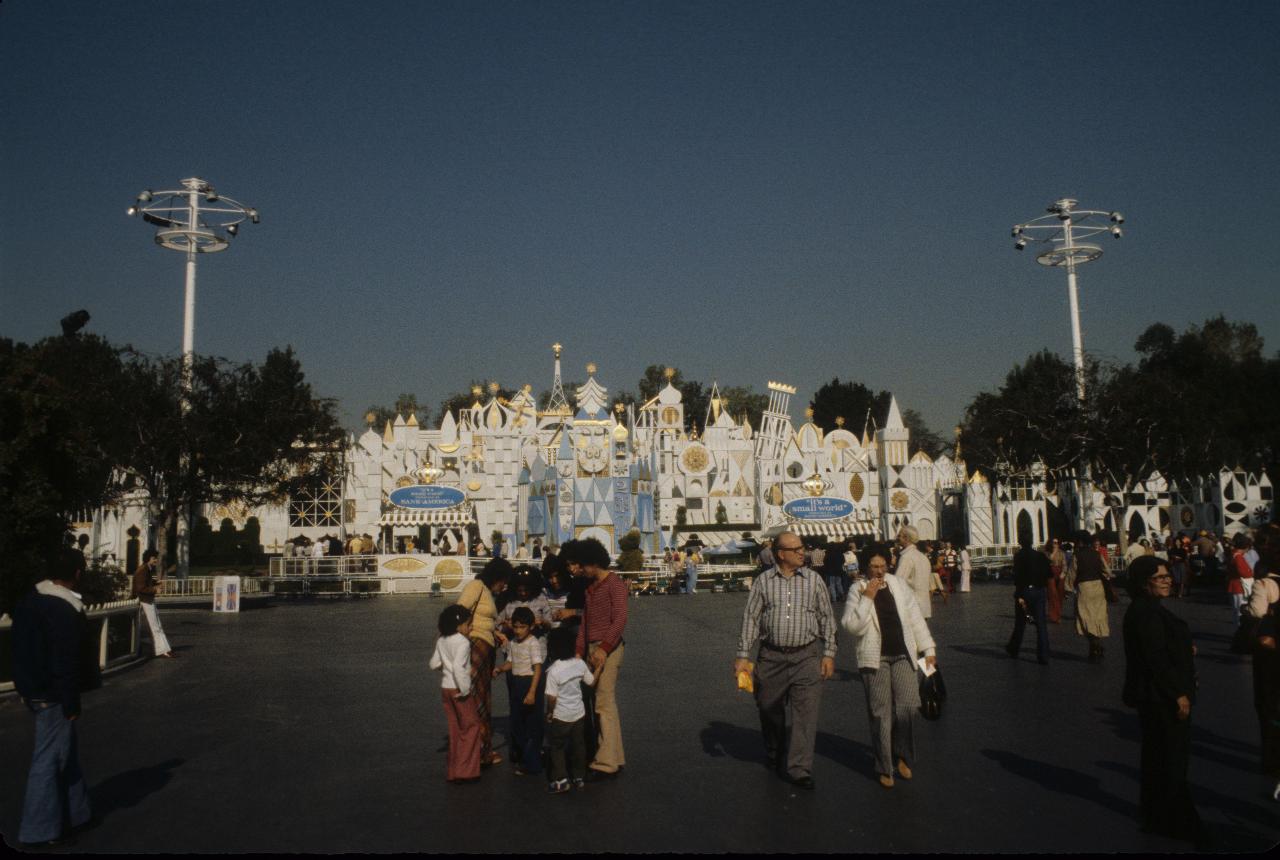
383, 557, 428, 573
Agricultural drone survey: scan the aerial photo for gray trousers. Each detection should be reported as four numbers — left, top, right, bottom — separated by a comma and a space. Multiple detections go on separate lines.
754, 641, 823, 779
860, 656, 918, 776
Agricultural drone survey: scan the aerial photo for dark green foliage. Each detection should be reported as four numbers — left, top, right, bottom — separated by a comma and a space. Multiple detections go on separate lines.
0, 332, 340, 614
365, 393, 429, 430
810, 379, 892, 438
617, 530, 645, 571
961, 317, 1280, 492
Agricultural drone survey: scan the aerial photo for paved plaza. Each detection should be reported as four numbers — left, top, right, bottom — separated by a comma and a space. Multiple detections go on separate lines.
2, 580, 1277, 854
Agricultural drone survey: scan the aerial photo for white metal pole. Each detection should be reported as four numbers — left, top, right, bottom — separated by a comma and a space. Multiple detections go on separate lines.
1061, 216, 1093, 533
175, 187, 200, 580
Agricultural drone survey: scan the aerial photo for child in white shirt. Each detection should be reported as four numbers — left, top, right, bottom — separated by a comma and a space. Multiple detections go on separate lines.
493, 606, 546, 775
429, 605, 481, 783
543, 627, 596, 793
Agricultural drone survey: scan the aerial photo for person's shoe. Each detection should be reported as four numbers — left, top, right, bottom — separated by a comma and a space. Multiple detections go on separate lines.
481, 752, 503, 767
17, 834, 76, 851
786, 774, 815, 790
512, 765, 528, 776
547, 779, 570, 794
1272, 779, 1280, 802
896, 759, 913, 780
573, 778, 586, 791
160, 651, 179, 658
878, 774, 894, 789
586, 767, 619, 782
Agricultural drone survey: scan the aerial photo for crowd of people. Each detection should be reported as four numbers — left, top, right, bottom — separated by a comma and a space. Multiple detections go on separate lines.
11, 517, 1280, 848
429, 538, 628, 793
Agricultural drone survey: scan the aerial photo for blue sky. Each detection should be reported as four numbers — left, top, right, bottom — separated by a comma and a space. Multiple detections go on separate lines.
3, 1, 1278, 436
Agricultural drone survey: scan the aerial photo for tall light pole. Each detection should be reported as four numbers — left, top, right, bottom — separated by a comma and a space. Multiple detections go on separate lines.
1011, 198, 1124, 532
128, 178, 259, 577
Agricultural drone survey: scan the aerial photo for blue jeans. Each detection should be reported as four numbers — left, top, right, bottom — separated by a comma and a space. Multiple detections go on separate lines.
506, 674, 544, 773
20, 701, 91, 843
685, 564, 697, 593
826, 574, 846, 602
1008, 586, 1050, 662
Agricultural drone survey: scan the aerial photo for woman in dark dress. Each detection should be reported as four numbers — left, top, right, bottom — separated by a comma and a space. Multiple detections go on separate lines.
1122, 555, 1204, 845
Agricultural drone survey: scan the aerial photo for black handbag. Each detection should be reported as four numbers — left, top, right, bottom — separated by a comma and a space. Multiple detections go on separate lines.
919, 667, 947, 721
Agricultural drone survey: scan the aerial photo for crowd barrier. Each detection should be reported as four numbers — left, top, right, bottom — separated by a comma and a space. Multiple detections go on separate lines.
1, 599, 143, 694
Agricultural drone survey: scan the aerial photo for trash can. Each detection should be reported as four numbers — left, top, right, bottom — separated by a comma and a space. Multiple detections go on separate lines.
213, 576, 241, 613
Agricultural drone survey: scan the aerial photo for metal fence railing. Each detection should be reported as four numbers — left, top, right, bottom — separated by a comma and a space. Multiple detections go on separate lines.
1, 599, 143, 694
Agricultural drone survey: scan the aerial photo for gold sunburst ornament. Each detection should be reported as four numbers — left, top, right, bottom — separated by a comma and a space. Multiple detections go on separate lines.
802, 473, 825, 496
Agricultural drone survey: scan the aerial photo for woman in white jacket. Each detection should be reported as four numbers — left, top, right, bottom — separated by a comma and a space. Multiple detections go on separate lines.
842, 553, 937, 788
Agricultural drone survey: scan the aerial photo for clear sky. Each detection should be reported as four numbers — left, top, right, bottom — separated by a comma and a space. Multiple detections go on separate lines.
3, 1, 1277, 437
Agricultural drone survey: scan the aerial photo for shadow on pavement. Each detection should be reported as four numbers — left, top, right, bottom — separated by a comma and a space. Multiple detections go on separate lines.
1093, 706, 1263, 773
815, 730, 874, 776
91, 758, 185, 817
699, 720, 767, 764
981, 748, 1139, 820
1094, 759, 1279, 851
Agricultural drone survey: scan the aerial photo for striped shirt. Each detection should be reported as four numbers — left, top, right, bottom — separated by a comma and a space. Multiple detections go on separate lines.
737, 566, 838, 659
576, 572, 629, 656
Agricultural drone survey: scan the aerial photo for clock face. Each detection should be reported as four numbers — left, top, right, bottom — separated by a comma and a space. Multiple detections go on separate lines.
681, 444, 710, 474
661, 406, 680, 426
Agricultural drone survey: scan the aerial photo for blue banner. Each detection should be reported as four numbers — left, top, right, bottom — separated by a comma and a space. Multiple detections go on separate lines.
783, 496, 855, 521
389, 485, 466, 510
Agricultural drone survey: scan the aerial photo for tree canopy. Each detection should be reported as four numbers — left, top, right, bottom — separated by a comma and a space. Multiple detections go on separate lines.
364, 393, 429, 429
0, 333, 341, 613
960, 316, 1280, 489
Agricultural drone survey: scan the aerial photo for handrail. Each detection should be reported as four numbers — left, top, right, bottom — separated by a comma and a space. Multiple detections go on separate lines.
1, 600, 143, 693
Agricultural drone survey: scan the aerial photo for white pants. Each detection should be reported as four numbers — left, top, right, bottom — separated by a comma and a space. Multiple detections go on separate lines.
141, 602, 171, 656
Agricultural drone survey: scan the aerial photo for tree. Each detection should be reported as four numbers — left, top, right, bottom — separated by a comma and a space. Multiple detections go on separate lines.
960, 350, 1090, 480
718, 386, 769, 431
115, 346, 343, 578
1129, 316, 1278, 478
638, 364, 679, 402
439, 382, 519, 422
0, 333, 134, 613
364, 393, 429, 429
901, 408, 948, 459
535, 381, 581, 412
809, 378, 891, 438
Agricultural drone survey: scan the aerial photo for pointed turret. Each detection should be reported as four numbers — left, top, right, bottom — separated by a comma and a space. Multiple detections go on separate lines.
885, 395, 904, 431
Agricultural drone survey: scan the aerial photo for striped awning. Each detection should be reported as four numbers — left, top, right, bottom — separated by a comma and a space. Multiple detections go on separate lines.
786, 520, 880, 539
379, 507, 474, 527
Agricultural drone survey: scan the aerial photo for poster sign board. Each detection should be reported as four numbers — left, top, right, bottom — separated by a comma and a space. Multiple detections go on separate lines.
783, 497, 855, 521
389, 485, 466, 509
213, 575, 241, 613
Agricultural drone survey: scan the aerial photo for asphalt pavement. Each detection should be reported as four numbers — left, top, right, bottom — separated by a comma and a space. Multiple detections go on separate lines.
2, 579, 1276, 853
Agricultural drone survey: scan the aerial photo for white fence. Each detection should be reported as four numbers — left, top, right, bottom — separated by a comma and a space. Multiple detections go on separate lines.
1, 599, 143, 694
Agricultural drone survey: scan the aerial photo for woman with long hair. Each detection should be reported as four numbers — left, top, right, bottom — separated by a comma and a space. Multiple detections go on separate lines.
454, 557, 512, 766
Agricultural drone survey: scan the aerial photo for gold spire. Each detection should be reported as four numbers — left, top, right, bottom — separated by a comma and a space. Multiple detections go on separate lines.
364, 411, 376, 425
586, 362, 597, 375
552, 343, 562, 358
835, 416, 845, 428
805, 407, 815, 419
664, 367, 676, 381
488, 381, 500, 395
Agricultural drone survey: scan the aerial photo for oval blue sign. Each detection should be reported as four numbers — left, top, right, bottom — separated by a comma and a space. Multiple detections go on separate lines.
783, 496, 855, 521
389, 485, 466, 510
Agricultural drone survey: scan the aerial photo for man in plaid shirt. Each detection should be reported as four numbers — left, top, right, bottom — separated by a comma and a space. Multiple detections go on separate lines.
734, 531, 838, 790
